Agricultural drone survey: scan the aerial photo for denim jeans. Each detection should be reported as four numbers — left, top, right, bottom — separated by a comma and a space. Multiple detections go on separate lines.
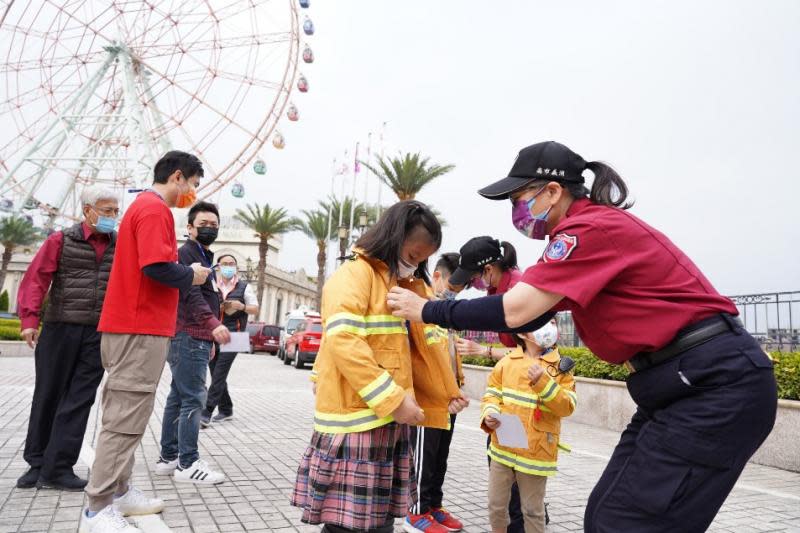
160, 332, 211, 468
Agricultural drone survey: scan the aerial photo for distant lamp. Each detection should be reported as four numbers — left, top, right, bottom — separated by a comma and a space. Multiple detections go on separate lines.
358, 211, 369, 231
245, 257, 257, 281
337, 225, 349, 262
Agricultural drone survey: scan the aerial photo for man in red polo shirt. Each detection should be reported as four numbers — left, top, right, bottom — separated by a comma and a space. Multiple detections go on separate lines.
81, 151, 211, 533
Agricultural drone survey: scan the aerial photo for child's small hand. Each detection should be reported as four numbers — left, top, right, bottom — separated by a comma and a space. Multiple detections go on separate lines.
484, 414, 501, 430
448, 394, 470, 414
528, 364, 544, 384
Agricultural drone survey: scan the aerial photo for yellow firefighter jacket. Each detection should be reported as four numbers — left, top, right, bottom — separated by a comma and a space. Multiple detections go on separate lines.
310, 250, 462, 434
480, 346, 577, 476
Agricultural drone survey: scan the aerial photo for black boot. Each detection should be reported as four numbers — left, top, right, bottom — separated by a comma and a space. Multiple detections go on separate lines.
37, 472, 87, 492
16, 467, 40, 489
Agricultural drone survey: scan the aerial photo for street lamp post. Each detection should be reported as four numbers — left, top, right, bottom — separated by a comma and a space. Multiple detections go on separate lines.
337, 225, 349, 263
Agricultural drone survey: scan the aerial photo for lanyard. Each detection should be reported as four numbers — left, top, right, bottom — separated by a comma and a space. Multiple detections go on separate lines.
195, 242, 212, 267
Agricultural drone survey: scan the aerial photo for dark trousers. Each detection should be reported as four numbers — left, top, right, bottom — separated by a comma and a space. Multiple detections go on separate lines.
205, 351, 237, 416
410, 414, 456, 515
584, 322, 778, 533
486, 436, 524, 533
23, 322, 104, 479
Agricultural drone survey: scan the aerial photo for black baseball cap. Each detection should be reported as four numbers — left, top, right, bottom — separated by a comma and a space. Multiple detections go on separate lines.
479, 141, 587, 200
448, 236, 503, 287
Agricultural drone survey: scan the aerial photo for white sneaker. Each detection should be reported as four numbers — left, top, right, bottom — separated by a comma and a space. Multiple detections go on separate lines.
113, 486, 165, 516
173, 459, 225, 485
79, 506, 141, 533
153, 457, 178, 476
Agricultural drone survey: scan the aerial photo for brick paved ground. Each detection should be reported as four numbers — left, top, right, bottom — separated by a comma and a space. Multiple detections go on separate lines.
0, 353, 798, 532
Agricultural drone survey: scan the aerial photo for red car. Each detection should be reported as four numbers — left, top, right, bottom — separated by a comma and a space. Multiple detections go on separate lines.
247, 323, 282, 355
283, 317, 322, 369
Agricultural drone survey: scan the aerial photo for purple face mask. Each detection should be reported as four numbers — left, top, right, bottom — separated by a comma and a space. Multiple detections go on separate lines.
512, 191, 551, 240
470, 275, 488, 291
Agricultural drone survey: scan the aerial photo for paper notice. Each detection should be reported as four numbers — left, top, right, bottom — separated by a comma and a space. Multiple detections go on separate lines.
493, 413, 529, 449
219, 331, 251, 354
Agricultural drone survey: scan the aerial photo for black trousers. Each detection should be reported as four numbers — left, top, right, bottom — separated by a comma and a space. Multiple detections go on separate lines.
486, 436, 524, 533
205, 351, 237, 416
23, 322, 104, 479
584, 321, 778, 532
409, 414, 456, 515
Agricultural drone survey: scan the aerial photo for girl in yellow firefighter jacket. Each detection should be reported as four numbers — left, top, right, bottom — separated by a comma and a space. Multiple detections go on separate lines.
292, 201, 468, 533
481, 320, 577, 533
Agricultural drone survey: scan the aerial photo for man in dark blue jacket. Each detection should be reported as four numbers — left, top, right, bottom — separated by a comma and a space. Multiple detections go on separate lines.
154, 201, 230, 485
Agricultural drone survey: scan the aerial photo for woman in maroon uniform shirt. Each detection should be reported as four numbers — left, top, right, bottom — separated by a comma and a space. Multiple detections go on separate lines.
388, 141, 777, 533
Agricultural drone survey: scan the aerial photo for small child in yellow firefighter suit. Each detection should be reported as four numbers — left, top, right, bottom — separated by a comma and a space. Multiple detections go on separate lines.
481, 320, 577, 533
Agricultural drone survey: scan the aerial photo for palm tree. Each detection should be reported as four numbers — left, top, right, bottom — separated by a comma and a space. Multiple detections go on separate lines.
296, 209, 332, 307
0, 215, 41, 296
362, 152, 455, 201
234, 203, 298, 307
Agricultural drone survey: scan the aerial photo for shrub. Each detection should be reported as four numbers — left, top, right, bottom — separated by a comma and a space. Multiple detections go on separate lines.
0, 318, 21, 329
0, 326, 21, 340
461, 344, 800, 401
0, 291, 8, 312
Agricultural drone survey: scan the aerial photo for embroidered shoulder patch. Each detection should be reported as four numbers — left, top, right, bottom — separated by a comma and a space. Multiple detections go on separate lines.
543, 233, 578, 262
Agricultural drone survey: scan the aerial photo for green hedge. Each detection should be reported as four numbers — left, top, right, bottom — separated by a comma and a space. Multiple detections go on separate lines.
0, 318, 21, 329
462, 348, 800, 401
0, 326, 21, 340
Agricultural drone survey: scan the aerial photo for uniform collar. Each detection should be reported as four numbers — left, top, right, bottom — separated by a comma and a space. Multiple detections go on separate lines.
81, 222, 109, 241
541, 347, 561, 364
508, 347, 525, 359
549, 198, 591, 239
353, 247, 393, 287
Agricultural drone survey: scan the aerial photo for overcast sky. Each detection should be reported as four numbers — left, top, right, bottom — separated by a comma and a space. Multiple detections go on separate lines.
215, 0, 800, 296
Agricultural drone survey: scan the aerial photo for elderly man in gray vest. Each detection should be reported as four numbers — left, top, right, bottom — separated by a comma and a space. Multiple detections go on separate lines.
16, 185, 119, 491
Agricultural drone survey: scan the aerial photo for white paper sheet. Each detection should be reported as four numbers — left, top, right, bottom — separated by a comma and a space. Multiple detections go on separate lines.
219, 331, 251, 354
493, 413, 529, 449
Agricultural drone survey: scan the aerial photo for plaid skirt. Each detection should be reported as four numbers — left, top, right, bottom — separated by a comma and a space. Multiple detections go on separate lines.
291, 422, 416, 530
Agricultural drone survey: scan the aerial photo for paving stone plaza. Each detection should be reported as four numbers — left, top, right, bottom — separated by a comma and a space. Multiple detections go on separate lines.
0, 354, 798, 532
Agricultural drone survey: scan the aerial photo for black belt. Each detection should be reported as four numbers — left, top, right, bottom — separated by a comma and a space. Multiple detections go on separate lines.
624, 314, 742, 373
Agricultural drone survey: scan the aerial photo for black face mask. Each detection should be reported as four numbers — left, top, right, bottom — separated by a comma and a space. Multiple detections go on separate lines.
195, 226, 219, 246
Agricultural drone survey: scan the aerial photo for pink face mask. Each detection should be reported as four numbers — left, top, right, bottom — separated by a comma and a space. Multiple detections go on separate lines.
470, 275, 488, 291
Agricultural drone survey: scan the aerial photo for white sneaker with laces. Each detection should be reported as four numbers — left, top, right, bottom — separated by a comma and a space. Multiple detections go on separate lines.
113, 486, 165, 516
153, 457, 178, 476
173, 459, 225, 485
79, 506, 141, 533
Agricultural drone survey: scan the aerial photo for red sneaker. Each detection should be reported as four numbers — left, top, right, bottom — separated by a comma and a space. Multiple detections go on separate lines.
403, 512, 450, 533
431, 508, 463, 532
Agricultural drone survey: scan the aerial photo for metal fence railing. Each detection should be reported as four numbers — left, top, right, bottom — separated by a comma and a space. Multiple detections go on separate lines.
460, 291, 800, 352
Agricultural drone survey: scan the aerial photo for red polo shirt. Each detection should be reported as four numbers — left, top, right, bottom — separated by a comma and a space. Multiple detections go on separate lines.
521, 198, 737, 364
98, 191, 180, 337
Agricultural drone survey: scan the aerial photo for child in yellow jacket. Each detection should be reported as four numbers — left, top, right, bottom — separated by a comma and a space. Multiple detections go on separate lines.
481, 320, 577, 533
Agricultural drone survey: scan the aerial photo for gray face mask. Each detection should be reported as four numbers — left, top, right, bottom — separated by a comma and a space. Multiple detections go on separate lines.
397, 257, 418, 279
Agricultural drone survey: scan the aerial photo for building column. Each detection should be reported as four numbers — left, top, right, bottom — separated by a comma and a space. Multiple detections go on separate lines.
269, 289, 280, 325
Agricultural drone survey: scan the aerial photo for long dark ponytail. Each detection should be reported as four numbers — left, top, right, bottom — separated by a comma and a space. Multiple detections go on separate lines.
584, 161, 633, 209
497, 240, 518, 271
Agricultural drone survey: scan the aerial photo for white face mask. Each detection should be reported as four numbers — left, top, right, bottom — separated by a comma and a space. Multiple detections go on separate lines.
397, 257, 418, 279
532, 322, 559, 349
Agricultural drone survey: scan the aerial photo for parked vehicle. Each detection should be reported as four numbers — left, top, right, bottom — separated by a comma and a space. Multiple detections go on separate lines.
283, 317, 323, 369
278, 308, 320, 360
247, 323, 282, 354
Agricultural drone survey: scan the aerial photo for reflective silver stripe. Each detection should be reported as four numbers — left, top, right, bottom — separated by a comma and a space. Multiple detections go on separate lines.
361, 374, 394, 404
314, 413, 381, 428
325, 318, 366, 332
502, 390, 538, 405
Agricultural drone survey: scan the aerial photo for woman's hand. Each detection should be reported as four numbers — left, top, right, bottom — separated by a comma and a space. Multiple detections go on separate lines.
387, 287, 426, 323
448, 394, 470, 414
455, 338, 487, 356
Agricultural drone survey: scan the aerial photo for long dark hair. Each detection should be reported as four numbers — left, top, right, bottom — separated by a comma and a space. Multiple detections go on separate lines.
496, 240, 518, 271
355, 200, 442, 284
579, 161, 632, 209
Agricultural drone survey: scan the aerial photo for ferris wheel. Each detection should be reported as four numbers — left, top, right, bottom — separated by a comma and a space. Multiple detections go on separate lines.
0, 0, 315, 226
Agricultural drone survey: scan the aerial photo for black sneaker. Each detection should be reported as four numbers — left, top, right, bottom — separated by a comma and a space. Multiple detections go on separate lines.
200, 412, 211, 428
37, 472, 87, 492
212, 412, 233, 423
16, 467, 40, 489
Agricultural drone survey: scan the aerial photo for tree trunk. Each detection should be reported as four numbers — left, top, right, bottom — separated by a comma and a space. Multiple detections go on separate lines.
0, 245, 13, 296
256, 236, 268, 309
398, 192, 414, 201
315, 240, 326, 309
